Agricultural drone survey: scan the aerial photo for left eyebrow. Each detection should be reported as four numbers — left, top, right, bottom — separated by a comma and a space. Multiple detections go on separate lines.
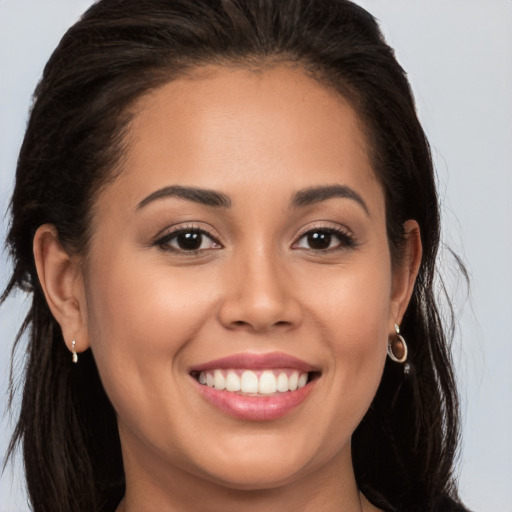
291, 184, 369, 215
136, 185, 232, 210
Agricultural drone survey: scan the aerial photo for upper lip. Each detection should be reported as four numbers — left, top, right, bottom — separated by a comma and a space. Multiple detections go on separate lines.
189, 352, 318, 373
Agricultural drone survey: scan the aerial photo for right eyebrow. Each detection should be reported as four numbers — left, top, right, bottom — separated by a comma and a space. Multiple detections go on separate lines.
136, 185, 232, 210
291, 184, 369, 215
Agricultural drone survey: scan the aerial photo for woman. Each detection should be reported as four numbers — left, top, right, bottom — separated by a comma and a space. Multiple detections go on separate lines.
2, 0, 471, 511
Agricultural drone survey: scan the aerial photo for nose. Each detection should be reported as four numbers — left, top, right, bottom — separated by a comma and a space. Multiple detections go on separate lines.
218, 249, 303, 333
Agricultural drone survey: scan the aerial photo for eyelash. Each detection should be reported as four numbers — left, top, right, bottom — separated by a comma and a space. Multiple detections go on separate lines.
293, 225, 357, 252
154, 224, 357, 254
155, 225, 222, 253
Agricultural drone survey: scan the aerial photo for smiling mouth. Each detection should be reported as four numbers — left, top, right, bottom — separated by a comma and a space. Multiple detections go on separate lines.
191, 368, 319, 396
189, 352, 320, 420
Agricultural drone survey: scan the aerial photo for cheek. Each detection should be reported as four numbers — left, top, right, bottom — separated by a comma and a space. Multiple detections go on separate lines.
305, 255, 391, 410
82, 252, 217, 407
307, 254, 392, 349
86, 253, 209, 343
339, 266, 390, 367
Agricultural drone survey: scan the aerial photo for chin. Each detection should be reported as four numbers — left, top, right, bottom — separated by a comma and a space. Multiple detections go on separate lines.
202, 461, 309, 491
188, 435, 339, 491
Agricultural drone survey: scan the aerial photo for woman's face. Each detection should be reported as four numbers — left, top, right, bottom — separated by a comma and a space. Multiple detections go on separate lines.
79, 66, 414, 492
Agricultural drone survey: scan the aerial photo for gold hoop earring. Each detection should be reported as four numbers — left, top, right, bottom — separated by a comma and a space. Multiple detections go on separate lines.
387, 323, 408, 364
71, 340, 78, 364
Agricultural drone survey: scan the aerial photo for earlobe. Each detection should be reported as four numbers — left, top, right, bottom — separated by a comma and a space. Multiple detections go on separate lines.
33, 224, 90, 355
390, 219, 423, 325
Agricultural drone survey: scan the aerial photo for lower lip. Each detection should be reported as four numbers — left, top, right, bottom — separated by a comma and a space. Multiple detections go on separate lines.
194, 378, 316, 421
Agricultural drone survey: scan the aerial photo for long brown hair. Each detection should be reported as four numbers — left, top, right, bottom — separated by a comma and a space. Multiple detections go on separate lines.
3, 1, 468, 511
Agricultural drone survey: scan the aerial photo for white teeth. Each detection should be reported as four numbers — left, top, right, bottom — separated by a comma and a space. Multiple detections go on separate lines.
197, 369, 311, 395
289, 371, 299, 390
276, 372, 288, 392
259, 370, 277, 394
225, 371, 241, 392
213, 369, 225, 390
240, 370, 259, 393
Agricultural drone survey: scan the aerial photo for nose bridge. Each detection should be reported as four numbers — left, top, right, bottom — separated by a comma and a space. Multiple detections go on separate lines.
244, 244, 285, 306
219, 240, 301, 331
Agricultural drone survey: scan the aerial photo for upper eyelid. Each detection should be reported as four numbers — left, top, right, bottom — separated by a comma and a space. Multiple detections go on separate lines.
155, 223, 221, 243
294, 222, 354, 239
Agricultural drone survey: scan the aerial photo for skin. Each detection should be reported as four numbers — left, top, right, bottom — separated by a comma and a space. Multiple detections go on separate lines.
34, 65, 421, 512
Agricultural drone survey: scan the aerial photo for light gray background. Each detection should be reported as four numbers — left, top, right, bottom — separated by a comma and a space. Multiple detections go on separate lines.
1, 1, 511, 511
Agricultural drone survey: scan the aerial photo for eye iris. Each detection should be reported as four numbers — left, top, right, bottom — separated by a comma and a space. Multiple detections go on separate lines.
307, 231, 331, 250
177, 232, 202, 250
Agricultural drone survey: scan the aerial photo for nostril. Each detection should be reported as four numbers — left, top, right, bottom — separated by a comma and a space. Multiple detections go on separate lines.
227, 319, 293, 332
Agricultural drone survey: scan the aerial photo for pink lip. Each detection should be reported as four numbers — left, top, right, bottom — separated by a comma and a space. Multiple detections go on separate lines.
194, 380, 316, 421
190, 352, 319, 421
189, 352, 318, 373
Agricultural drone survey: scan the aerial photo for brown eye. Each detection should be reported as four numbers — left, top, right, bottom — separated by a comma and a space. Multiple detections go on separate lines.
307, 231, 332, 250
157, 228, 221, 252
175, 232, 204, 250
294, 228, 356, 252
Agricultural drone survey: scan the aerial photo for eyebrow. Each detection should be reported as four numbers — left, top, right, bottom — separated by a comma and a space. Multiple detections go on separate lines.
137, 183, 368, 213
137, 185, 231, 209
291, 184, 369, 214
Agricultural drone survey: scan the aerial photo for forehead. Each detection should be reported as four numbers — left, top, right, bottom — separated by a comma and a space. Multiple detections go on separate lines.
96, 64, 382, 216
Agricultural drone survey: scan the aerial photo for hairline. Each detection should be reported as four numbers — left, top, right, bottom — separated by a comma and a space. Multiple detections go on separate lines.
81, 57, 391, 260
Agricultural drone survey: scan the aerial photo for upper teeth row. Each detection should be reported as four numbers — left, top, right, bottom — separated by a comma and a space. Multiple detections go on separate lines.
198, 369, 308, 394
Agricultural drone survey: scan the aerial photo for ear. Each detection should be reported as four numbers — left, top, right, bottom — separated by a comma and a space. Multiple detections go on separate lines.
389, 219, 423, 327
33, 224, 90, 355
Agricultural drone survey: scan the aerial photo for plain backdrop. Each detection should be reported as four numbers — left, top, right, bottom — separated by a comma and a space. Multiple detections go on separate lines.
1, 1, 511, 511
